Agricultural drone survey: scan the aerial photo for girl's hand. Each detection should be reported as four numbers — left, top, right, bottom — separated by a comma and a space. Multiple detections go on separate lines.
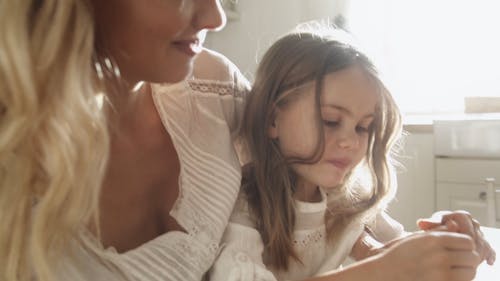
417, 210, 496, 265
377, 231, 481, 281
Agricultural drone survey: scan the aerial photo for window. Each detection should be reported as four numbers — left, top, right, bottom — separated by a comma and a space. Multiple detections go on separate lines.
345, 0, 500, 114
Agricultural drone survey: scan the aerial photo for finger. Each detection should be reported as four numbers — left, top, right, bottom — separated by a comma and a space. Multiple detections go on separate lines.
472, 218, 481, 229
475, 232, 493, 263
416, 211, 451, 228
475, 225, 485, 239
475, 237, 488, 262
485, 241, 496, 265
487, 251, 496, 265
469, 221, 486, 258
431, 232, 476, 251
448, 250, 481, 268
432, 210, 453, 218
418, 221, 451, 232
417, 218, 442, 230
417, 211, 464, 230
470, 218, 481, 242
470, 226, 498, 265
418, 217, 461, 232
442, 212, 475, 237
417, 219, 436, 230
449, 267, 478, 281
444, 219, 460, 232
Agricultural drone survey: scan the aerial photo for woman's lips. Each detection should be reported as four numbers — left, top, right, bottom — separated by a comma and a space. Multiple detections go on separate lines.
172, 39, 202, 56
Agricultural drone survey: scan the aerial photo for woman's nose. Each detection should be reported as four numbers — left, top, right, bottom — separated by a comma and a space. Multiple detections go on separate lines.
194, 0, 226, 31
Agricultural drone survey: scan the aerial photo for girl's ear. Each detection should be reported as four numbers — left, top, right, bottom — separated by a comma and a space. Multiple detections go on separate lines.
267, 111, 279, 139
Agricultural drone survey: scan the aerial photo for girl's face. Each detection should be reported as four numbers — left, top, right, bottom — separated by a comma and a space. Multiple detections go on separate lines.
269, 65, 379, 196
91, 0, 225, 85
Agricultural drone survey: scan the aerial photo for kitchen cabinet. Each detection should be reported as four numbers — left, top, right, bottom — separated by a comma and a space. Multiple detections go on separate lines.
435, 158, 500, 227
391, 119, 500, 230
434, 119, 500, 228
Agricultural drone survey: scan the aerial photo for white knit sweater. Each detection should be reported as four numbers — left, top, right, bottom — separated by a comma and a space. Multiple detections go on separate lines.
209, 190, 405, 281
209, 190, 365, 281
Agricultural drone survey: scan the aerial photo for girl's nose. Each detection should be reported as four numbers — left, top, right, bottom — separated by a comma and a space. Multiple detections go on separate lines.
337, 130, 360, 150
194, 0, 227, 31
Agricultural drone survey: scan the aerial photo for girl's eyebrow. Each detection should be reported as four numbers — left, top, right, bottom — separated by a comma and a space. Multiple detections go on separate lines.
321, 104, 375, 119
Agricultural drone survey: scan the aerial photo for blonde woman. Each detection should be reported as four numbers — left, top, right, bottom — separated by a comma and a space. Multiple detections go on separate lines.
0, 0, 251, 280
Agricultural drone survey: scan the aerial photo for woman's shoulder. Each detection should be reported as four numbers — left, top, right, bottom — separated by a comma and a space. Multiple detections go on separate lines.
191, 48, 250, 90
152, 48, 250, 98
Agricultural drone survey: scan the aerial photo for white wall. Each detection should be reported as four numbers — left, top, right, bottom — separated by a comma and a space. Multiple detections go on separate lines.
300, 0, 349, 22
389, 133, 436, 231
205, 0, 300, 80
205, 0, 347, 80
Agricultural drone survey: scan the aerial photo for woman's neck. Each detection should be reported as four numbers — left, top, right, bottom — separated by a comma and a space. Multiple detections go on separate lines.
101, 76, 140, 109
101, 78, 151, 131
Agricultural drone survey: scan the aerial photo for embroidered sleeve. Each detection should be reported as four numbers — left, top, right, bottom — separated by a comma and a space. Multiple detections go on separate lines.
190, 49, 251, 138
208, 193, 277, 281
209, 223, 277, 281
367, 211, 406, 242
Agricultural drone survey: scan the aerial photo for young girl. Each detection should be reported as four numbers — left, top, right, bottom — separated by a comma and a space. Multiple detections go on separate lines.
209, 27, 485, 281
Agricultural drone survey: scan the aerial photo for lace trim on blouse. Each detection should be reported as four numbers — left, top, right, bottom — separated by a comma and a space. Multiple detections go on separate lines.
188, 79, 247, 98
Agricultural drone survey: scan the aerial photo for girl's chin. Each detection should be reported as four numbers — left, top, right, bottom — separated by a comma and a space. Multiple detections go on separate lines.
320, 179, 345, 190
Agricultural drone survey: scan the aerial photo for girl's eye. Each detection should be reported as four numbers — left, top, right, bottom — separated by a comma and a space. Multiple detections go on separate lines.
323, 120, 339, 127
355, 125, 371, 134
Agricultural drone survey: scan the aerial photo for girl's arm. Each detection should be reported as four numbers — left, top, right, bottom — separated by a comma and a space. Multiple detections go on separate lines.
349, 231, 385, 261
211, 220, 479, 281
350, 211, 409, 261
352, 210, 495, 266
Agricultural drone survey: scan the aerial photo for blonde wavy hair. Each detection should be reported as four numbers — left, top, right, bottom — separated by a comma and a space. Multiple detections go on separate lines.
0, 0, 109, 280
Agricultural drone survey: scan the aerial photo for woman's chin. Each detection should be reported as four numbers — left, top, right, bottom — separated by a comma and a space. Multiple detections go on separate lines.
164, 69, 192, 83
150, 60, 194, 84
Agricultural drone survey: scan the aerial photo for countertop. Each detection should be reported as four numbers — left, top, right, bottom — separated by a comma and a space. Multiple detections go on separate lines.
403, 113, 500, 134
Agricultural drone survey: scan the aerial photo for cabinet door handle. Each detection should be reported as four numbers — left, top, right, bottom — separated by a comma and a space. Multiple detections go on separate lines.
484, 177, 497, 227
479, 191, 487, 201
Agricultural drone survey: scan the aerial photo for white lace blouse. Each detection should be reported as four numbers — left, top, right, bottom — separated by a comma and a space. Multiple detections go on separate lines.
59, 49, 250, 281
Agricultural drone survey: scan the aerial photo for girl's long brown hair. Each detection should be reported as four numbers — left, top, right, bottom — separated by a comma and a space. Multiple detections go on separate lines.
241, 26, 402, 271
